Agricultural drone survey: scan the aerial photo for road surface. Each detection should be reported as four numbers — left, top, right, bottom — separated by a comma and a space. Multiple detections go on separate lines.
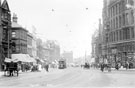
0, 67, 135, 88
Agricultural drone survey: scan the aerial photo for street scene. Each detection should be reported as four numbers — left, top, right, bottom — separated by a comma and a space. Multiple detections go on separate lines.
0, 0, 135, 88
1, 67, 135, 88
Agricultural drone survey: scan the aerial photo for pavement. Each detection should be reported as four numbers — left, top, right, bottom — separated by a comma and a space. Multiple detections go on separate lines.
1, 67, 135, 88
0, 71, 4, 77
0, 67, 135, 78
0, 68, 58, 77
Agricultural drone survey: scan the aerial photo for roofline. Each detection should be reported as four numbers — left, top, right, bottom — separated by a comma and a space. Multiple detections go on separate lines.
12, 27, 28, 32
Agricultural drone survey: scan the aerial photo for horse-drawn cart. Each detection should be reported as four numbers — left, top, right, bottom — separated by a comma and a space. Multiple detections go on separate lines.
4, 58, 19, 77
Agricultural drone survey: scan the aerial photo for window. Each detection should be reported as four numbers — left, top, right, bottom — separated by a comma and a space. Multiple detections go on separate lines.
127, 28, 130, 39
126, 13, 129, 25
12, 31, 16, 38
114, 32, 115, 42
131, 10, 134, 24
128, 0, 134, 6
119, 3, 121, 14
114, 5, 116, 16
120, 30, 122, 40
111, 32, 113, 42
111, 20, 113, 29
111, 8, 113, 17
123, 14, 125, 26
116, 4, 118, 15
119, 16, 121, 28
131, 27, 134, 38
113, 19, 115, 29
113, 6, 115, 16
116, 17, 118, 28
116, 30, 119, 41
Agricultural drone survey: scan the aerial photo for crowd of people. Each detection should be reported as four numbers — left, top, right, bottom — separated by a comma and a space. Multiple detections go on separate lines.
80, 60, 134, 73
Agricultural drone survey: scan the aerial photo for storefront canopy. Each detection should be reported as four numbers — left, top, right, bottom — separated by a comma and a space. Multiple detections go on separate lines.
11, 54, 36, 63
4, 58, 18, 63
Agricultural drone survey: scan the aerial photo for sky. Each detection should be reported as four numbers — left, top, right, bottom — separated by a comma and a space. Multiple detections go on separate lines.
7, 0, 103, 58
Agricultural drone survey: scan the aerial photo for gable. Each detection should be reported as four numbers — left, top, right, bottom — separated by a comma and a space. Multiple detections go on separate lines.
1, 0, 10, 11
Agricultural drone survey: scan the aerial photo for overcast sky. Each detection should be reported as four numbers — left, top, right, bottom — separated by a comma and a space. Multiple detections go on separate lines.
7, 0, 103, 58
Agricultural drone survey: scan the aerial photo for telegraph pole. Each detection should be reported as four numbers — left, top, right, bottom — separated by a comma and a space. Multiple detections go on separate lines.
7, 26, 10, 58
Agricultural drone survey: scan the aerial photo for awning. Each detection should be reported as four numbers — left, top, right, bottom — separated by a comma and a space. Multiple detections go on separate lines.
4, 58, 18, 62
26, 54, 36, 63
11, 54, 36, 63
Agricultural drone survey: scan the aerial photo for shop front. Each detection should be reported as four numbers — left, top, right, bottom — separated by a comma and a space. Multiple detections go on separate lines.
117, 42, 135, 68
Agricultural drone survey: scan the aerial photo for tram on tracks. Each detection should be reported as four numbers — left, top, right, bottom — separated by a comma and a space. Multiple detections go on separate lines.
58, 59, 66, 69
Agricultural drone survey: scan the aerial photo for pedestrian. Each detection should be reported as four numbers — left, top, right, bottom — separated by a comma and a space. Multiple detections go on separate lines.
45, 63, 49, 72
108, 63, 111, 72
100, 63, 104, 72
115, 63, 119, 70
9, 61, 14, 76
125, 61, 129, 70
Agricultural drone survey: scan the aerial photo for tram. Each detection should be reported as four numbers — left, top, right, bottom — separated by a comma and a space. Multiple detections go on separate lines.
58, 59, 66, 69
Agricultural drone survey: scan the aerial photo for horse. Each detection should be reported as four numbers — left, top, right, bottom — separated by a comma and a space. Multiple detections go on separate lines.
4, 62, 19, 77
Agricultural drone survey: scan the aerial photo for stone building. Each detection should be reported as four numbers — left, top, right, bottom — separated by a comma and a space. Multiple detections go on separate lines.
102, 0, 135, 67
0, 0, 12, 70
11, 14, 28, 54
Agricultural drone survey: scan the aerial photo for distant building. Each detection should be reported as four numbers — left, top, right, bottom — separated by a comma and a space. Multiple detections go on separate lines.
36, 38, 43, 59
11, 14, 28, 54
91, 19, 103, 64
42, 46, 50, 60
0, 0, 12, 70
46, 40, 60, 62
31, 33, 37, 58
61, 51, 73, 64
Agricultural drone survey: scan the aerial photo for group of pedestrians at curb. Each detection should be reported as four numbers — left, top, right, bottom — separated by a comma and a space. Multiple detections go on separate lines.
100, 60, 134, 72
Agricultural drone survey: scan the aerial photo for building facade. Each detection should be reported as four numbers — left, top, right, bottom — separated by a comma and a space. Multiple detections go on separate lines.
36, 38, 43, 59
0, 0, 12, 70
27, 32, 33, 57
102, 0, 135, 67
91, 19, 103, 64
11, 14, 28, 54
31, 33, 37, 59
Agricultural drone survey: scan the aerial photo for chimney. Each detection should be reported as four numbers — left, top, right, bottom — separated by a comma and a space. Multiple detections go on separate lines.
12, 13, 18, 23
